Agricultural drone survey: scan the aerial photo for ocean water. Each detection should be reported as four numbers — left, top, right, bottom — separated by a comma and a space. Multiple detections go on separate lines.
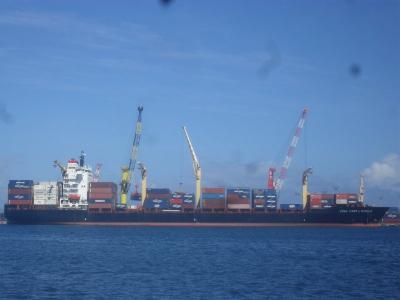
0, 226, 399, 300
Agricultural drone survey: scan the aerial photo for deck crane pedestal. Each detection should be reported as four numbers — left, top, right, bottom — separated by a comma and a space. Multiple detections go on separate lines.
138, 162, 147, 208
182, 126, 201, 209
302, 168, 312, 209
359, 173, 365, 206
120, 106, 143, 207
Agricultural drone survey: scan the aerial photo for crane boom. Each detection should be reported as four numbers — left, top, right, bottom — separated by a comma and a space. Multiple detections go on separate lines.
183, 126, 201, 209
93, 163, 102, 182
53, 160, 67, 178
275, 108, 308, 196
120, 106, 144, 206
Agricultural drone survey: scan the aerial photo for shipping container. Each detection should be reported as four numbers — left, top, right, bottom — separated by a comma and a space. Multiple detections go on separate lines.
88, 193, 116, 199
227, 204, 251, 210
336, 199, 348, 205
8, 194, 32, 200
8, 180, 34, 189
8, 188, 32, 195
182, 194, 195, 209
88, 199, 114, 204
8, 200, 32, 205
147, 188, 171, 194
170, 198, 183, 205
143, 199, 170, 209
202, 199, 225, 209
89, 182, 118, 189
89, 187, 116, 194
88, 203, 113, 209
280, 204, 303, 210
202, 187, 225, 194
202, 193, 225, 199
335, 193, 358, 200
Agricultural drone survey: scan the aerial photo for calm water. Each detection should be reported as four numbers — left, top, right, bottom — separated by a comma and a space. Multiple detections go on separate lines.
0, 226, 399, 300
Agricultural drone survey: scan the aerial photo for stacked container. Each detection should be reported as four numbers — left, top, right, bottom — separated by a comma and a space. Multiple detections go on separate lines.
182, 193, 195, 210
8, 180, 33, 205
88, 182, 118, 209
144, 188, 171, 209
227, 188, 251, 210
170, 192, 184, 210
33, 182, 58, 206
202, 187, 225, 209
252, 189, 266, 209
335, 194, 358, 206
280, 204, 302, 211
265, 189, 278, 210
310, 193, 335, 209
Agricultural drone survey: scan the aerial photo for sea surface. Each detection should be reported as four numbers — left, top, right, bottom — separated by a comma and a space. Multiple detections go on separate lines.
0, 225, 399, 300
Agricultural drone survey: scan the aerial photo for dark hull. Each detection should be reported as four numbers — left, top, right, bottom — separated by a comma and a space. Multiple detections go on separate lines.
4, 205, 388, 225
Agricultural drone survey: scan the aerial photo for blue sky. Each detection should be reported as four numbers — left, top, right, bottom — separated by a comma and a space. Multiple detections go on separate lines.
0, 0, 399, 208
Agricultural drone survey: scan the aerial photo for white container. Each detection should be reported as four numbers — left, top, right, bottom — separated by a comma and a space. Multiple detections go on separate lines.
336, 199, 348, 205
33, 182, 58, 205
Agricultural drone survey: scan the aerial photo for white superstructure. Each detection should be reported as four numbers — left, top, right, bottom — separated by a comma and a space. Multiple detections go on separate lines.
57, 152, 93, 209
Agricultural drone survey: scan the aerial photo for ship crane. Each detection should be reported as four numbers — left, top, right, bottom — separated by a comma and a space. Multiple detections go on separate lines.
274, 108, 308, 198
93, 163, 102, 182
302, 168, 312, 209
138, 162, 147, 207
183, 126, 201, 209
120, 106, 144, 206
53, 160, 67, 178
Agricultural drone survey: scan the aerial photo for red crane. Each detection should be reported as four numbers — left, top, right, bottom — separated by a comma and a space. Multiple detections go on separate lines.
274, 108, 308, 196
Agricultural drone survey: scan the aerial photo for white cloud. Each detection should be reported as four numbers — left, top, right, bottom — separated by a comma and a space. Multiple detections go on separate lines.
364, 154, 400, 192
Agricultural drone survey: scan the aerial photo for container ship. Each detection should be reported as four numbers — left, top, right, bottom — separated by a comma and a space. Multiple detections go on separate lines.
3, 107, 389, 225
3, 158, 388, 226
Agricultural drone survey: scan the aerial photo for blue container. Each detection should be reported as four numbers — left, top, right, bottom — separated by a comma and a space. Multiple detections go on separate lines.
8, 180, 34, 189
265, 189, 277, 196
202, 193, 225, 199
147, 188, 171, 194
280, 204, 302, 210
8, 194, 32, 200
144, 199, 170, 209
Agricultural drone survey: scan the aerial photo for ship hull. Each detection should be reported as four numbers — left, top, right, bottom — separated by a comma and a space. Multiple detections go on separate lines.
4, 205, 388, 225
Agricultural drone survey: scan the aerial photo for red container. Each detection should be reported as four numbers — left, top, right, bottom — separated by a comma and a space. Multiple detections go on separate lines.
8, 188, 32, 195
89, 187, 116, 194
202, 187, 225, 194
320, 194, 335, 200
170, 198, 183, 205
88, 193, 116, 199
227, 198, 250, 205
8, 200, 32, 205
89, 182, 117, 189
335, 194, 357, 200
254, 199, 265, 206
88, 203, 113, 209
203, 199, 225, 209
